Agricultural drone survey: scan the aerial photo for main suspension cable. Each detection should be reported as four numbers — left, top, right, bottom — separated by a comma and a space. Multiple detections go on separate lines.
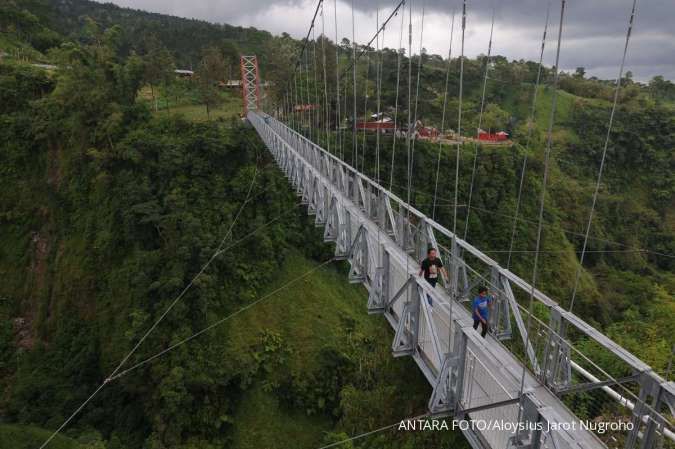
568, 0, 639, 314
388, 3, 406, 190
334, 0, 343, 160
517, 0, 566, 404
304, 49, 312, 139
360, 48, 371, 172
312, 26, 320, 145
461, 1, 496, 242
452, 0, 466, 237
321, 3, 331, 153
407, 1, 425, 208
432, 9, 456, 219
351, 0, 358, 167
374, 1, 383, 184
506, 0, 551, 270
405, 0, 413, 209
404, 0, 413, 307
279, 0, 324, 128
338, 0, 406, 83
294, 73, 300, 132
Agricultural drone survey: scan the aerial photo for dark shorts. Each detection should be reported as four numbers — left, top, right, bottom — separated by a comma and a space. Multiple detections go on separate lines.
473, 317, 488, 337
424, 278, 437, 305
424, 277, 438, 288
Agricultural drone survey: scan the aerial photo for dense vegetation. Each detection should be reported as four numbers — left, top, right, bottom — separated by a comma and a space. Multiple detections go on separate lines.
275, 13, 674, 377
1, 0, 673, 448
0, 1, 468, 448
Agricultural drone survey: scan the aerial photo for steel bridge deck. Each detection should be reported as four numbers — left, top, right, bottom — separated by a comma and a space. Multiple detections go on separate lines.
248, 110, 674, 449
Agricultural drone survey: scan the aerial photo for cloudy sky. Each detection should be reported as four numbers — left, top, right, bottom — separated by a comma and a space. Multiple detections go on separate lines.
96, 0, 673, 81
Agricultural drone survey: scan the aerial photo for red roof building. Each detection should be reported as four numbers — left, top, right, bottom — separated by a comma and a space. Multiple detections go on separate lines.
477, 130, 509, 142
355, 121, 396, 131
356, 114, 396, 132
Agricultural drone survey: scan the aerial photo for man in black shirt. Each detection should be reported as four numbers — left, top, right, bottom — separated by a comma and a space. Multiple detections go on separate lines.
419, 247, 448, 295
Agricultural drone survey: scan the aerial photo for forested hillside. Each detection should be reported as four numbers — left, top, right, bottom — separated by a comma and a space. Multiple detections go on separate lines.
1, 0, 673, 448
0, 1, 466, 448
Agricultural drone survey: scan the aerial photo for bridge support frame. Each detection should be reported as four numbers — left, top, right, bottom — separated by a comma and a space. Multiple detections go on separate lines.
489, 265, 512, 340
428, 326, 467, 415
448, 236, 461, 299
367, 249, 390, 314
541, 308, 571, 391
507, 394, 543, 449
498, 274, 540, 373
625, 373, 675, 449
388, 277, 421, 357
347, 226, 369, 283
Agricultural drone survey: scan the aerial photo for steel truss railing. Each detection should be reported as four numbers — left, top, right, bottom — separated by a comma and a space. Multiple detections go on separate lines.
249, 111, 674, 449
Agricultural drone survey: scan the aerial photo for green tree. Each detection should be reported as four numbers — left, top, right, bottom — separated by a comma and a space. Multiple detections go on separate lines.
481, 103, 510, 133
143, 35, 175, 111
196, 47, 225, 119
218, 39, 240, 82
648, 75, 675, 102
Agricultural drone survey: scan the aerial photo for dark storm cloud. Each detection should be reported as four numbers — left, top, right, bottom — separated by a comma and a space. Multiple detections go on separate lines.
354, 0, 672, 38
354, 0, 675, 80
95, 0, 675, 80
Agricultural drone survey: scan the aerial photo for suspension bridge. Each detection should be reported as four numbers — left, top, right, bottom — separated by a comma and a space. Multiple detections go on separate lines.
244, 102, 675, 449
239, 0, 674, 447
37, 1, 674, 448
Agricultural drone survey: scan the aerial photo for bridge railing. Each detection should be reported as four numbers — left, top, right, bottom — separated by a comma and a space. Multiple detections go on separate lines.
250, 111, 675, 449
432, 234, 675, 447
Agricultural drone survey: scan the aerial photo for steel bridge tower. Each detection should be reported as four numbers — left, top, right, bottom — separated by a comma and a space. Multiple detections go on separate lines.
240, 55, 260, 115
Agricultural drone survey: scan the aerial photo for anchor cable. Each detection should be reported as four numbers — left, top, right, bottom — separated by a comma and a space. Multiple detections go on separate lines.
107, 258, 336, 382
39, 153, 262, 448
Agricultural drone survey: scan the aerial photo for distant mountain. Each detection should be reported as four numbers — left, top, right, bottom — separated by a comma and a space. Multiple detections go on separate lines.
21, 0, 277, 67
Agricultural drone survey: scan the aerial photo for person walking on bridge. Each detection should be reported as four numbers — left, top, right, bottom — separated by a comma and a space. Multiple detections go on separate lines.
419, 248, 448, 305
472, 286, 493, 338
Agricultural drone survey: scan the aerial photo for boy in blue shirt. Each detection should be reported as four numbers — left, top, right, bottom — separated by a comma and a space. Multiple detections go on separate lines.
472, 286, 492, 338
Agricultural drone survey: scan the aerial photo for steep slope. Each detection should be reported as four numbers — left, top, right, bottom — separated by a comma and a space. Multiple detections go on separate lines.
1, 1, 672, 448
0, 55, 466, 448
0, 424, 84, 449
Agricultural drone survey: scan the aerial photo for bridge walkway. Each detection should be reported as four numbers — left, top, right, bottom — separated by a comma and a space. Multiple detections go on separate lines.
249, 111, 616, 449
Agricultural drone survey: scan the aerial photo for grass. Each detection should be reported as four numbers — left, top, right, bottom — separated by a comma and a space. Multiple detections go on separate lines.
225, 251, 426, 449
500, 83, 609, 133
168, 102, 241, 122
230, 385, 332, 449
0, 35, 45, 63
226, 252, 352, 448
0, 424, 83, 449
138, 84, 243, 123
227, 251, 377, 376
